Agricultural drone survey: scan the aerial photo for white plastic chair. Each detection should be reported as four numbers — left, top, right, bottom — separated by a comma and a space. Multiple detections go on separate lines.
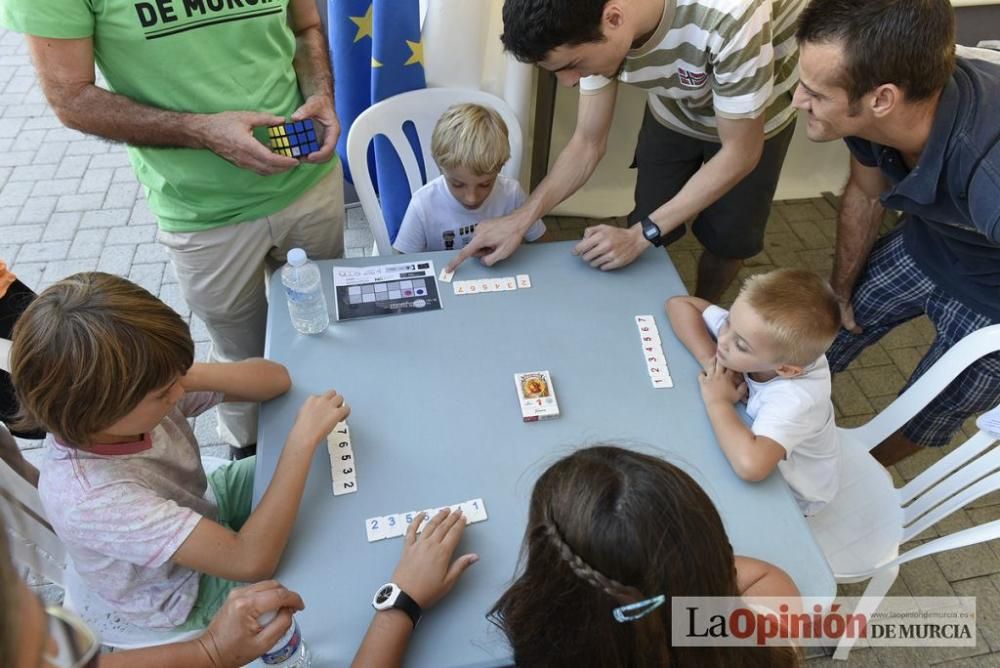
346, 87, 525, 256
1, 451, 227, 649
807, 324, 1000, 660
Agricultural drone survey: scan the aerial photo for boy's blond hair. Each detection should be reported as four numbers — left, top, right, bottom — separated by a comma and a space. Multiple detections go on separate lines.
739, 268, 841, 367
431, 103, 511, 176
10, 272, 194, 447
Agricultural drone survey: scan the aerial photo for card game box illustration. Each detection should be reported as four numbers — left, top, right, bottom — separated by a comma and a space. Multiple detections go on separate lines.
514, 370, 560, 422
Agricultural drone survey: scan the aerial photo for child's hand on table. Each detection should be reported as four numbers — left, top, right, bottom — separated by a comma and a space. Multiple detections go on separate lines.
288, 390, 350, 448
698, 357, 747, 406
391, 509, 478, 610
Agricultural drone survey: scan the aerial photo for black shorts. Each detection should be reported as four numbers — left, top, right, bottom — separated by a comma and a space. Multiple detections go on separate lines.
628, 107, 796, 259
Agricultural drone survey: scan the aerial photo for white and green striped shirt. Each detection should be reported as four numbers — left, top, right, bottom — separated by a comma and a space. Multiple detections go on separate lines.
581, 0, 805, 141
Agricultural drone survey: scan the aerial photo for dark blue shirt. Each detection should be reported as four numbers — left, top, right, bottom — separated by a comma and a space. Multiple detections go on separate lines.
844, 56, 1000, 321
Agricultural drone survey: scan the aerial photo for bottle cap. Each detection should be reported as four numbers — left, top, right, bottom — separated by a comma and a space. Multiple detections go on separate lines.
287, 248, 307, 267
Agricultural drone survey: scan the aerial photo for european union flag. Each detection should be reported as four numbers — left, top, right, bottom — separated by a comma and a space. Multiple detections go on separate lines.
329, 0, 426, 244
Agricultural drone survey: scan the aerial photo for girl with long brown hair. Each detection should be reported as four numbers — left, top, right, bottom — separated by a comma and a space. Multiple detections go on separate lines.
490, 445, 802, 667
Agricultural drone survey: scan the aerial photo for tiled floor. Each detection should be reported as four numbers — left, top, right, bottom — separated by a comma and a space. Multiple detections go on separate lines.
2, 25, 999, 666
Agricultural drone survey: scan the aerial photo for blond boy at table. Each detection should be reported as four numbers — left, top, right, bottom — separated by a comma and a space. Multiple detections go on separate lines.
667, 269, 842, 515
392, 103, 548, 254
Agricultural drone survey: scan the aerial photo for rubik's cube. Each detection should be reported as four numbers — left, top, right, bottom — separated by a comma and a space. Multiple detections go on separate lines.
267, 119, 320, 158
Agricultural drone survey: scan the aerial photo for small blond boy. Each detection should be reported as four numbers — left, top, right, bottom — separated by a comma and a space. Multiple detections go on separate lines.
667, 268, 842, 515
393, 103, 547, 253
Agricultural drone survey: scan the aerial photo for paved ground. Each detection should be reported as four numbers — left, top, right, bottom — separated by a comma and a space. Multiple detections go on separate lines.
3, 26, 999, 666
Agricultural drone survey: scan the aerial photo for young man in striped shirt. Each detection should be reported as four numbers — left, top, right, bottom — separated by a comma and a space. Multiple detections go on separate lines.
448, 0, 805, 302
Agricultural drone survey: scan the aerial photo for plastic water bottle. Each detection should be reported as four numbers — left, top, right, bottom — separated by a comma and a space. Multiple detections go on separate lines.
281, 248, 329, 334
257, 611, 311, 667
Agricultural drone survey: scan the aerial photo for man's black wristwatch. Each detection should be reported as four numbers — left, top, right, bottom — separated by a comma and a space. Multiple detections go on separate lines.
372, 582, 422, 628
640, 216, 665, 247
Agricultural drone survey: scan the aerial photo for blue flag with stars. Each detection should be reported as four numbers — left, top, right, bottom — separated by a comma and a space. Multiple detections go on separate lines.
329, 0, 426, 244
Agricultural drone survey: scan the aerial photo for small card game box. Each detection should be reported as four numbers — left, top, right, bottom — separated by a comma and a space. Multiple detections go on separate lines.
513, 370, 560, 422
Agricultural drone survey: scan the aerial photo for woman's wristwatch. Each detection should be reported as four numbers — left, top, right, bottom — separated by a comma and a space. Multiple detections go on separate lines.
372, 582, 422, 628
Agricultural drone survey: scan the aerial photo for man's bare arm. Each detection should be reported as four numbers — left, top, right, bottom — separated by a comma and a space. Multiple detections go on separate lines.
287, 0, 339, 164
26, 36, 298, 175
831, 157, 888, 331
446, 82, 618, 270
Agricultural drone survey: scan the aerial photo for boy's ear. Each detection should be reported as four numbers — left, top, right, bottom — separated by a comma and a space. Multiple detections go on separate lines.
774, 363, 804, 378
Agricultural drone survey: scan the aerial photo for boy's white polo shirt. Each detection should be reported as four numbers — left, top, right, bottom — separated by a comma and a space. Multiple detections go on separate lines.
703, 305, 839, 515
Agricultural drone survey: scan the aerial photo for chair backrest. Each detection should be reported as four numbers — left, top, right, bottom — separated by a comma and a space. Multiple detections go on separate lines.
840, 324, 1000, 544
0, 458, 66, 586
346, 87, 525, 256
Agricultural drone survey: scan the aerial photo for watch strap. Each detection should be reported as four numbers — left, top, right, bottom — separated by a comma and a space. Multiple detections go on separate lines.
393, 589, 422, 628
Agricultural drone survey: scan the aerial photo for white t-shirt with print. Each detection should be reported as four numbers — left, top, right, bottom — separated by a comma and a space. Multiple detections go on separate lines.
703, 305, 839, 515
392, 174, 547, 253
38, 391, 223, 628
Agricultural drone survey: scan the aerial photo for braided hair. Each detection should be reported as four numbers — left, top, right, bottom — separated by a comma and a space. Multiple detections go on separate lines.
489, 445, 800, 668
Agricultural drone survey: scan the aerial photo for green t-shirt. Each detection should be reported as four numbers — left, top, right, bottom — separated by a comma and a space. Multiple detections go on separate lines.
0, 0, 333, 232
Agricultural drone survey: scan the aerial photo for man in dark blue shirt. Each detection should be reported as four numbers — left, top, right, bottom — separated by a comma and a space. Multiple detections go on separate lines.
794, 0, 1000, 465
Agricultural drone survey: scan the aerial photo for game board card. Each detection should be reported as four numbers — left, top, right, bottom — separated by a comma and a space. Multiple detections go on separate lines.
503, 277, 517, 291
439, 268, 455, 283
416, 508, 437, 533
384, 514, 405, 538
640, 333, 662, 345
514, 370, 560, 421
462, 498, 488, 523
492, 279, 504, 292
647, 364, 669, 377
454, 280, 468, 295
651, 376, 674, 389
516, 274, 531, 288
467, 282, 478, 294
333, 476, 357, 496
366, 517, 388, 542
635, 314, 656, 326
477, 279, 492, 293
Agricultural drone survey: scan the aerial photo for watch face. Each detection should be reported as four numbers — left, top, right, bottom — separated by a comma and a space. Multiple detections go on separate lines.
643, 222, 658, 241
375, 584, 395, 605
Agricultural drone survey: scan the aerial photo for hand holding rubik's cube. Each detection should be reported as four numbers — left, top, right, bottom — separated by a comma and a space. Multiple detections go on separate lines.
267, 118, 321, 159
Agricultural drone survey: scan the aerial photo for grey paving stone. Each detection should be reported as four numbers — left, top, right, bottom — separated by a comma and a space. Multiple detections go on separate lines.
56, 192, 106, 213
22, 116, 64, 131
41, 258, 99, 285
0, 165, 10, 190
0, 243, 19, 264
78, 167, 114, 193
128, 262, 165, 295
9, 163, 57, 182
0, 179, 33, 206
190, 315, 211, 343
0, 205, 19, 225
68, 228, 110, 259
16, 195, 57, 224
112, 166, 136, 183
32, 178, 81, 197
31, 140, 69, 165
0, 116, 25, 138
17, 240, 69, 263
53, 155, 91, 179
1, 223, 42, 244
8, 261, 43, 288
106, 224, 158, 245
133, 241, 167, 264
3, 103, 48, 118
104, 181, 139, 209
96, 244, 136, 275
41, 211, 83, 241
158, 281, 191, 318
79, 207, 130, 227
129, 198, 157, 226
44, 127, 87, 143
88, 152, 131, 169
65, 139, 110, 156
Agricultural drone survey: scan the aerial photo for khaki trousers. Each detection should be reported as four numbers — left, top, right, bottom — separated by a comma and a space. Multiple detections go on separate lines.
159, 164, 345, 447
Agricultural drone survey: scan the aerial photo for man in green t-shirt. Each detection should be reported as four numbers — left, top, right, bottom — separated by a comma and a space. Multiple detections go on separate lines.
0, 0, 346, 457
